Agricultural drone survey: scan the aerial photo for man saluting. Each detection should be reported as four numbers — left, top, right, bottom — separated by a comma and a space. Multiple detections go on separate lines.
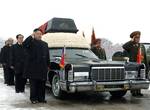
23, 29, 50, 104
123, 31, 143, 97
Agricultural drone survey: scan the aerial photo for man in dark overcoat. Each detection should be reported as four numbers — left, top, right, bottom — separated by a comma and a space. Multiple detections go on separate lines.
10, 34, 27, 93
23, 29, 50, 104
0, 38, 14, 85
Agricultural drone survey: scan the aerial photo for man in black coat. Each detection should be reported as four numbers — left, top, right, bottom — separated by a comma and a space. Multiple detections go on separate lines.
0, 40, 8, 84
10, 34, 27, 93
0, 38, 15, 85
0, 40, 9, 84
23, 29, 50, 104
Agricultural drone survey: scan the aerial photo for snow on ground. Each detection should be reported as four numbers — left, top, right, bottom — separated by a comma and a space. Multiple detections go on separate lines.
0, 81, 28, 109
0, 68, 58, 110
0, 67, 150, 110
0, 68, 3, 79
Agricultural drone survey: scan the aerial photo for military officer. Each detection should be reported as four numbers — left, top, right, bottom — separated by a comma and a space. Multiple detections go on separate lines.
91, 38, 107, 60
122, 31, 143, 96
10, 34, 27, 93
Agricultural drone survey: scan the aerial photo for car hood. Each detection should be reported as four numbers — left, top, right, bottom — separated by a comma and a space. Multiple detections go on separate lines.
65, 58, 125, 67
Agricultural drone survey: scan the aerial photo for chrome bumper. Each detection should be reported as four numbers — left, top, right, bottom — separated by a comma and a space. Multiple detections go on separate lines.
60, 80, 150, 93
129, 80, 150, 89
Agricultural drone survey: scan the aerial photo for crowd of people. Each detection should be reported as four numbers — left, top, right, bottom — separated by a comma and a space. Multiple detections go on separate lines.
0, 30, 144, 104
0, 28, 50, 104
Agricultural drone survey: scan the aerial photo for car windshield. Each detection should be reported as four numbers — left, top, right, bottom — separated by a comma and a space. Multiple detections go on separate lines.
143, 44, 150, 58
144, 44, 150, 54
49, 48, 99, 60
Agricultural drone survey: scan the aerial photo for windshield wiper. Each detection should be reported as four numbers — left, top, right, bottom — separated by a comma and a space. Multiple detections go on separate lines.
53, 55, 61, 57
75, 54, 88, 58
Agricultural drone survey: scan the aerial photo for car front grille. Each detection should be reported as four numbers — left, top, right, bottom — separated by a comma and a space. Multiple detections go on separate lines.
91, 67, 125, 81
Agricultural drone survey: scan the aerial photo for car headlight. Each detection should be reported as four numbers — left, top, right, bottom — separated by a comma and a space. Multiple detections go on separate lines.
65, 64, 74, 82
125, 71, 138, 79
140, 69, 146, 79
74, 72, 89, 81
68, 70, 74, 81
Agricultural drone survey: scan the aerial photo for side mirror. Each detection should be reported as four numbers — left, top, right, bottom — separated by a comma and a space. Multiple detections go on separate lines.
54, 57, 61, 62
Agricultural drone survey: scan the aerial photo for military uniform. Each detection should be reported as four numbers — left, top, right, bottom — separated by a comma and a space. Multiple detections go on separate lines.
91, 46, 107, 60
23, 36, 50, 103
123, 41, 140, 62
123, 31, 143, 96
10, 43, 27, 93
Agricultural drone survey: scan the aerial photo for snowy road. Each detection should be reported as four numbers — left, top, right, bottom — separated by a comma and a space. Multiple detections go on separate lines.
0, 68, 150, 110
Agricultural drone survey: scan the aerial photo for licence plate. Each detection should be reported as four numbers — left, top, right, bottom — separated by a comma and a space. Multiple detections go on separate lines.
96, 85, 104, 91
124, 84, 129, 90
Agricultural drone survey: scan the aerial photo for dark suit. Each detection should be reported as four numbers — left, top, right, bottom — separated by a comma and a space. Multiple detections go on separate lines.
10, 43, 27, 92
23, 36, 50, 102
0, 47, 7, 84
0, 45, 14, 85
0, 48, 3, 63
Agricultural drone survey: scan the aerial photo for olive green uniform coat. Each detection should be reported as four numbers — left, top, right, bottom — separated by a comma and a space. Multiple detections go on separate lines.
122, 41, 140, 62
91, 47, 107, 60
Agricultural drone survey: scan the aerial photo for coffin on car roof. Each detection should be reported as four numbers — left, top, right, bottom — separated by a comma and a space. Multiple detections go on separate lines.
39, 18, 78, 34
42, 33, 90, 48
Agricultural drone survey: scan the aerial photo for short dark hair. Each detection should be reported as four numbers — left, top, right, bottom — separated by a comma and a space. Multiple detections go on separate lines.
16, 34, 24, 39
33, 28, 42, 33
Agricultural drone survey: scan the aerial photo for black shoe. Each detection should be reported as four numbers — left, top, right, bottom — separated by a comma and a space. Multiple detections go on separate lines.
8, 83, 15, 86
16, 91, 20, 93
38, 100, 47, 103
31, 100, 38, 104
20, 90, 25, 93
7, 84, 11, 86
138, 93, 143, 96
132, 92, 137, 97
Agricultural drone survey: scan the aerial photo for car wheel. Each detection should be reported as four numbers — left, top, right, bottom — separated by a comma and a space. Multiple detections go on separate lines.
109, 90, 127, 98
52, 74, 65, 99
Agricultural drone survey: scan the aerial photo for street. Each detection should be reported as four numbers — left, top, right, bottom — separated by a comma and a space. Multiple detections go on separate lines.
0, 68, 150, 110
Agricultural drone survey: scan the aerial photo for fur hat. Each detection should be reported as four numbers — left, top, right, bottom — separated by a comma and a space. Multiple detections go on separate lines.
130, 31, 141, 38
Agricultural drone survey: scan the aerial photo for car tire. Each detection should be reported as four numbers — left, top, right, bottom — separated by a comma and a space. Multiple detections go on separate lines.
52, 74, 66, 99
109, 90, 127, 98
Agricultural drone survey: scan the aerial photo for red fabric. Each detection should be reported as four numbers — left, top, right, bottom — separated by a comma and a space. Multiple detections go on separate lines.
59, 47, 65, 68
137, 48, 143, 64
39, 22, 48, 34
91, 28, 96, 45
